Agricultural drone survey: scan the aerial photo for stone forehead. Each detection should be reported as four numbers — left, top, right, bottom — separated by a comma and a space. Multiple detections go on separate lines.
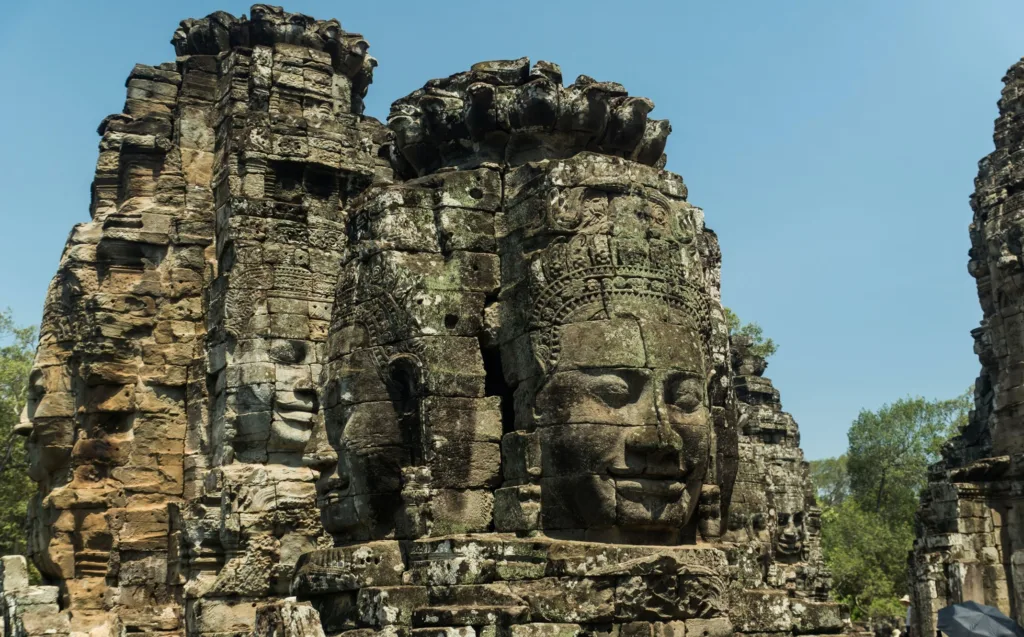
556, 319, 707, 371
526, 246, 712, 331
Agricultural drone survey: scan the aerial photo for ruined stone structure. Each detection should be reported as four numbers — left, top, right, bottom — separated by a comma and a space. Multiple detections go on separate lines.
14, 6, 844, 637
725, 338, 830, 604
910, 57, 1024, 634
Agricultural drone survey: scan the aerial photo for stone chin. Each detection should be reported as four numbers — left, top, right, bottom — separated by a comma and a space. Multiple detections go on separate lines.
614, 477, 696, 529
26, 442, 70, 484
315, 469, 349, 532
269, 412, 315, 453
318, 493, 354, 535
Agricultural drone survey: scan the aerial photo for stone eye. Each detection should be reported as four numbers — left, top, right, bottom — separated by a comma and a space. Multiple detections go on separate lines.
666, 376, 703, 412
589, 374, 633, 408
28, 370, 45, 398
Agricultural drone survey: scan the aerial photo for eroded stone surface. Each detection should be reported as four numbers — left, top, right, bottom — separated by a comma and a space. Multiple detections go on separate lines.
910, 56, 1024, 634
13, 5, 845, 636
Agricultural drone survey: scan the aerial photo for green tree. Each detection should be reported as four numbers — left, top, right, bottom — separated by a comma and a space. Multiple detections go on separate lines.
724, 307, 778, 359
814, 390, 972, 624
0, 309, 37, 556
809, 454, 849, 508
821, 498, 914, 621
847, 391, 971, 520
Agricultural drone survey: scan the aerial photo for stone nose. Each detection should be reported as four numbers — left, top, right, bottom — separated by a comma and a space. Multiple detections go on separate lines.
14, 405, 32, 437
622, 426, 686, 477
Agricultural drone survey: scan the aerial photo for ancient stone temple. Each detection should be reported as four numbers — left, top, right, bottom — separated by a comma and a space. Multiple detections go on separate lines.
12, 6, 845, 637
910, 57, 1024, 634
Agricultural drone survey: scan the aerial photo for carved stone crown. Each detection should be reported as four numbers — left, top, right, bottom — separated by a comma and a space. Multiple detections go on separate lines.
387, 57, 672, 178
529, 234, 712, 373
172, 4, 375, 84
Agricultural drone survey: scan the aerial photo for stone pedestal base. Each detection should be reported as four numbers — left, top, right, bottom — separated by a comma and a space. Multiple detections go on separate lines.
291, 535, 844, 636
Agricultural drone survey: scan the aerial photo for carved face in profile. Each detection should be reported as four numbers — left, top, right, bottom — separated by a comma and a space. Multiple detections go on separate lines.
22, 347, 74, 486
317, 258, 429, 541
317, 343, 411, 540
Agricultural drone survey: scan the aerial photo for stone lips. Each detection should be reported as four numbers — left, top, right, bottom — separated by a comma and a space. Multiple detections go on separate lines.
387, 57, 672, 178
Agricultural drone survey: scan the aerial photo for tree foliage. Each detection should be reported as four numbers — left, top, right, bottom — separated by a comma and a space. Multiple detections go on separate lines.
812, 390, 972, 624
724, 307, 778, 359
847, 391, 971, 521
0, 309, 37, 556
808, 454, 849, 508
821, 498, 914, 622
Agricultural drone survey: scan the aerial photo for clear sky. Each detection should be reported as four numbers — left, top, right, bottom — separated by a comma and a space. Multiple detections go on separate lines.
1, 0, 1020, 460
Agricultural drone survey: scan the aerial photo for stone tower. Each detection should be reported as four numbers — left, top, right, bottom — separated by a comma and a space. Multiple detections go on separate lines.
8, 6, 845, 637
910, 57, 1024, 634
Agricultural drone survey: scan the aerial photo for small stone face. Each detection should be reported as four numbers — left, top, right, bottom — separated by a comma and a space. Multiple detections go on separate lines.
774, 509, 805, 559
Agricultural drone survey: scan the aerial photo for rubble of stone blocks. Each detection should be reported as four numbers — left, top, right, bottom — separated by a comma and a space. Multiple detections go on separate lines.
909, 55, 1024, 635
11, 4, 847, 637
386, 56, 671, 178
289, 535, 846, 637
0, 556, 70, 637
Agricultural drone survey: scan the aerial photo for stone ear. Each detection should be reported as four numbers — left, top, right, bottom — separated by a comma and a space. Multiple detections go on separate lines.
385, 354, 426, 465
386, 355, 422, 407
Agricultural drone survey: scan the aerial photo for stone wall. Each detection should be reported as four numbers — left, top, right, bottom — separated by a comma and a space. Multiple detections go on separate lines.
910, 57, 1024, 634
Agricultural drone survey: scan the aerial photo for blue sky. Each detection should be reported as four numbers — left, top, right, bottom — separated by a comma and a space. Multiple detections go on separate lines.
1, 0, 1020, 460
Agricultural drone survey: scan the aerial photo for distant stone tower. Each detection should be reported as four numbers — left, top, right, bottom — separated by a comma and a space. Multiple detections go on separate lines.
9, 6, 846, 637
911, 58, 1024, 634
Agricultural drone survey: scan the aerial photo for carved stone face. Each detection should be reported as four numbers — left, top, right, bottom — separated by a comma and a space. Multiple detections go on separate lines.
23, 353, 74, 485
522, 314, 711, 542
267, 339, 319, 460
492, 158, 720, 544
775, 509, 805, 559
317, 331, 417, 540
315, 311, 423, 541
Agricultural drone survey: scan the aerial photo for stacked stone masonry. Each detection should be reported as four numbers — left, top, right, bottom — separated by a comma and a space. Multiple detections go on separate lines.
910, 56, 1024, 634
15, 6, 848, 637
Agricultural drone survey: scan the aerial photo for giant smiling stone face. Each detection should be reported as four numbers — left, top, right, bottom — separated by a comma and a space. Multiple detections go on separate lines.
495, 171, 719, 544
518, 307, 713, 544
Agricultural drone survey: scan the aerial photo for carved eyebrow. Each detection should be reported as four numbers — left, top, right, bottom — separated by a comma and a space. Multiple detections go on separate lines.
662, 369, 704, 379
